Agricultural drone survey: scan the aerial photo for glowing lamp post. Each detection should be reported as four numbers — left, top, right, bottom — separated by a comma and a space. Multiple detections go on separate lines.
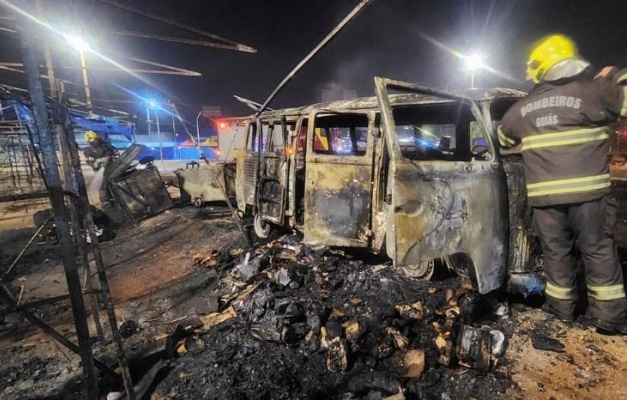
464, 53, 484, 89
145, 99, 158, 137
63, 34, 94, 118
195, 111, 204, 159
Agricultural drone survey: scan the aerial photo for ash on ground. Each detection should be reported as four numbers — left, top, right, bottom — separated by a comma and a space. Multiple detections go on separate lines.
153, 235, 515, 400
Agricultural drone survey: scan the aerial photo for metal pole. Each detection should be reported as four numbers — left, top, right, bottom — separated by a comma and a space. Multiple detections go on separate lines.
79, 50, 93, 118
171, 112, 177, 160
16, 119, 29, 190
37, 0, 100, 343
20, 24, 99, 399
156, 108, 163, 166
63, 151, 139, 397
196, 111, 202, 158
14, 104, 35, 186
55, 120, 105, 343
35, 0, 56, 98
170, 101, 197, 143
57, 91, 136, 399
171, 111, 176, 135
43, 48, 56, 95
471, 71, 475, 89
254, 0, 374, 116
98, 0, 257, 53
146, 106, 151, 138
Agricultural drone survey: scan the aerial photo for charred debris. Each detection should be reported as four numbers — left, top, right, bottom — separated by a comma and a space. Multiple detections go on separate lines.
137, 233, 520, 400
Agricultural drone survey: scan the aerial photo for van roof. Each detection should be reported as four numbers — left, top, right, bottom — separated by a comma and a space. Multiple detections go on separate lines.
224, 86, 527, 122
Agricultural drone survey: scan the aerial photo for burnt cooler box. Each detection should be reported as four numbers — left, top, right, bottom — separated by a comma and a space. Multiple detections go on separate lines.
105, 144, 173, 222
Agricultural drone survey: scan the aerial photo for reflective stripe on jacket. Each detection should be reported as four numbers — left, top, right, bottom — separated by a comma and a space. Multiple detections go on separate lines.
497, 72, 627, 207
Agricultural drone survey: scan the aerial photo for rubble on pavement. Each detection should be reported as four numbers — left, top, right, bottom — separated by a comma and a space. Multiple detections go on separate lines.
151, 234, 514, 399
4, 197, 627, 399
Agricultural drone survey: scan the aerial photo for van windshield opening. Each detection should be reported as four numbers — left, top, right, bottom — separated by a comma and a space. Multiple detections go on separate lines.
392, 102, 486, 161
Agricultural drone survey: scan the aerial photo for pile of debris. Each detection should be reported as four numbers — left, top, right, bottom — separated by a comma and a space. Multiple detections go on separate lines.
151, 234, 516, 399
32, 206, 116, 245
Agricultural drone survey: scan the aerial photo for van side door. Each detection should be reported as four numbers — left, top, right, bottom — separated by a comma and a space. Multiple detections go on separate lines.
257, 119, 293, 225
303, 112, 375, 247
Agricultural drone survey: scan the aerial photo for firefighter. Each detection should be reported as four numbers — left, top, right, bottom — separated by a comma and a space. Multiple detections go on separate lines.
83, 130, 118, 171
83, 130, 118, 206
498, 34, 627, 334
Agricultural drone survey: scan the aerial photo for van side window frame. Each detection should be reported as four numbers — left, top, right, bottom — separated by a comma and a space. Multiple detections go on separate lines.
306, 111, 374, 162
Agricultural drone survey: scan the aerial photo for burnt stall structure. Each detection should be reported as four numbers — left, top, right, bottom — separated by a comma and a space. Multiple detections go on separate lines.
0, 114, 48, 203
105, 144, 173, 224
0, 22, 136, 399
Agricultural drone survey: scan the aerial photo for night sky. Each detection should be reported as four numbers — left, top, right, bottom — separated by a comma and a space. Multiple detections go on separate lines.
2, 0, 627, 118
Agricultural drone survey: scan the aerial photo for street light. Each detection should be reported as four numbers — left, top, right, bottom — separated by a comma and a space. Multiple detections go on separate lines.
63, 33, 94, 118
63, 34, 90, 52
464, 53, 484, 89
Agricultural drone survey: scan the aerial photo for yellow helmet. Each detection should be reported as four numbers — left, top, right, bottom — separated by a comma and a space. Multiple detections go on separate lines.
84, 130, 98, 141
526, 34, 580, 84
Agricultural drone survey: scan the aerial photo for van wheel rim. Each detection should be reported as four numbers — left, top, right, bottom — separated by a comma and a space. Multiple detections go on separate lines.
254, 214, 271, 239
402, 259, 435, 280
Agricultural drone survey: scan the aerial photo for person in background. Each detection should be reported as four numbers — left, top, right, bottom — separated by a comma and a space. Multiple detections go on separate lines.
83, 130, 118, 206
83, 130, 118, 171
498, 34, 627, 334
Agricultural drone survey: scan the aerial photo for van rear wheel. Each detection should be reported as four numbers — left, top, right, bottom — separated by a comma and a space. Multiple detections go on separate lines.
402, 259, 435, 280
253, 214, 271, 239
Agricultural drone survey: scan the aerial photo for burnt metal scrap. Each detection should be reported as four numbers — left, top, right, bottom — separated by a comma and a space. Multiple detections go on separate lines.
177, 161, 236, 206
104, 144, 173, 223
151, 236, 514, 399
27, 206, 116, 245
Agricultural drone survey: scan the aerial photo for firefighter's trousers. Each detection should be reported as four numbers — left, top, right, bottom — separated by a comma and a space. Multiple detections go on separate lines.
533, 196, 627, 324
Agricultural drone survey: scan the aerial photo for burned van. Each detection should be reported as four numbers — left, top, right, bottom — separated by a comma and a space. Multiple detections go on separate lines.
234, 78, 537, 294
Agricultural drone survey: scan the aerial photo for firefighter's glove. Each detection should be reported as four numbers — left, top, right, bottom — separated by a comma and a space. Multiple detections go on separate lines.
93, 157, 111, 171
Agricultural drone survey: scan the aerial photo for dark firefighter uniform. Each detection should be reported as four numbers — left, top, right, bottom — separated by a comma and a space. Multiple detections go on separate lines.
499, 48, 627, 332
84, 136, 118, 170
83, 131, 118, 206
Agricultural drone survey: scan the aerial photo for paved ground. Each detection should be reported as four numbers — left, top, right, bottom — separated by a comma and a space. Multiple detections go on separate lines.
610, 163, 627, 180
0, 175, 627, 399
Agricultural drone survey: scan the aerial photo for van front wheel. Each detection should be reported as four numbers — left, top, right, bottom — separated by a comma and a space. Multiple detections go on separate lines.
253, 214, 271, 239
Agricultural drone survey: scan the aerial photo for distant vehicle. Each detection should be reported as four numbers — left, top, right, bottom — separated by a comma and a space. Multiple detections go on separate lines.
230, 78, 538, 294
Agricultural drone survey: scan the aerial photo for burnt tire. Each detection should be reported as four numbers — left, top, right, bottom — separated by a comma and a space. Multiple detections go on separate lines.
253, 213, 271, 239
